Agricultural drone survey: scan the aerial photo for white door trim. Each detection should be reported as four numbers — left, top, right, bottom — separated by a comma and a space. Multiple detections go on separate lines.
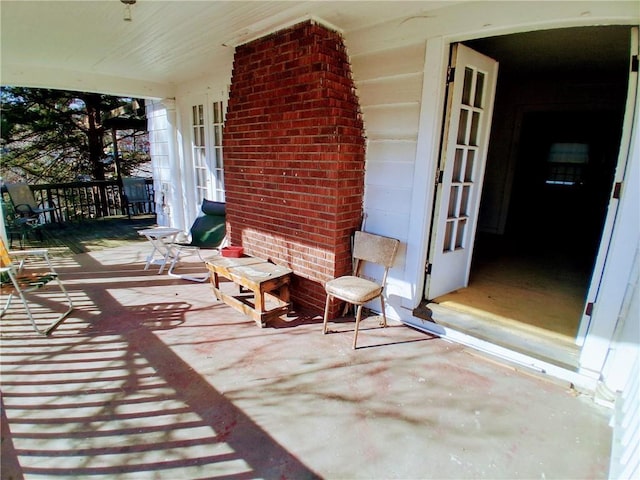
402, 37, 449, 310
579, 27, 639, 375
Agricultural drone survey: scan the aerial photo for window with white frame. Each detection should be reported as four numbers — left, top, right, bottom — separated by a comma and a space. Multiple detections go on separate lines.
211, 101, 225, 202
190, 99, 225, 206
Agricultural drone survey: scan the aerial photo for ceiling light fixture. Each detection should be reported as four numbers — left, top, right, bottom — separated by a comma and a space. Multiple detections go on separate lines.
121, 0, 136, 22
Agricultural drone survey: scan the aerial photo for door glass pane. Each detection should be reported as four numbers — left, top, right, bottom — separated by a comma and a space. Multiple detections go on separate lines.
453, 149, 464, 182
213, 102, 221, 124
464, 150, 475, 181
448, 186, 459, 218
462, 67, 473, 106
215, 173, 225, 191
469, 111, 480, 146
460, 186, 471, 216
443, 221, 454, 253
474, 72, 485, 108
455, 219, 467, 249
457, 109, 469, 145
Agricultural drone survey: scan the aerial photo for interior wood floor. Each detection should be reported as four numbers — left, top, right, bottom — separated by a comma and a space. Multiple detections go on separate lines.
431, 234, 593, 369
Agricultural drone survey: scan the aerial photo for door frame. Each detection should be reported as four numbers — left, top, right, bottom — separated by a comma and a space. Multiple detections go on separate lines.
404, 26, 638, 381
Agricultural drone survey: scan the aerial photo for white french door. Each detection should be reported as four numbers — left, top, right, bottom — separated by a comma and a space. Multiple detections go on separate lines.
190, 98, 225, 206
425, 44, 498, 300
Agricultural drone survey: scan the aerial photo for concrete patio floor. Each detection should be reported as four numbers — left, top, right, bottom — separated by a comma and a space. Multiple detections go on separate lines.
1, 243, 613, 479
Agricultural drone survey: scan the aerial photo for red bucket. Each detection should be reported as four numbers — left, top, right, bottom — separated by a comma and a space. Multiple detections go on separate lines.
221, 246, 244, 258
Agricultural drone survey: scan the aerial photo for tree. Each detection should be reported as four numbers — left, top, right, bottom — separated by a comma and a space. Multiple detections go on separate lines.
0, 87, 148, 184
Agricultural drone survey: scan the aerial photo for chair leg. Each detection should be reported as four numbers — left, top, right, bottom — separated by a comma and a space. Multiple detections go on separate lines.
1, 292, 15, 316
167, 249, 210, 282
353, 304, 364, 349
379, 295, 387, 328
4, 277, 74, 336
322, 294, 332, 334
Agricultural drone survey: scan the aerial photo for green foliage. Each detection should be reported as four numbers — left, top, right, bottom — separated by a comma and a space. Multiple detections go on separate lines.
0, 87, 148, 184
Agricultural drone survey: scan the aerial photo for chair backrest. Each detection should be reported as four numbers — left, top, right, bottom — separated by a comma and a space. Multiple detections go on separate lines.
190, 200, 226, 248
122, 177, 149, 203
5, 183, 38, 211
352, 231, 399, 268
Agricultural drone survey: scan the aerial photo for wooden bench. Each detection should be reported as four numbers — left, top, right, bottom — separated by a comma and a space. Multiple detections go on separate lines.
205, 255, 292, 327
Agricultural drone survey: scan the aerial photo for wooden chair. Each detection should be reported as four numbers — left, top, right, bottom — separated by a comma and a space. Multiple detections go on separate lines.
0, 238, 73, 335
322, 231, 400, 349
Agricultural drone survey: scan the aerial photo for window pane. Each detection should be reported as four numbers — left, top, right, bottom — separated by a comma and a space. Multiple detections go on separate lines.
212, 102, 221, 124
464, 150, 475, 182
455, 219, 467, 249
448, 186, 459, 218
453, 149, 464, 182
469, 111, 480, 146
443, 221, 454, 253
215, 149, 223, 169
474, 72, 485, 108
457, 109, 469, 145
460, 186, 471, 216
462, 67, 473, 106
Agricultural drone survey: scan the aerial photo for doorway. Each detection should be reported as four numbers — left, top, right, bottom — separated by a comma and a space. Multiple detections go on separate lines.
429, 26, 631, 368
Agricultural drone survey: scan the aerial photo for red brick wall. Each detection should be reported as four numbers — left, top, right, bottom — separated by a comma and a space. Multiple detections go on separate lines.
223, 20, 365, 316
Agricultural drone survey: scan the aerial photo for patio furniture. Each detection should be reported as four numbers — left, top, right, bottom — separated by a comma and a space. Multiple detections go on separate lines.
206, 255, 292, 327
138, 199, 227, 282
322, 231, 400, 349
137, 227, 182, 273
5, 182, 56, 223
122, 177, 151, 218
2, 200, 41, 248
0, 238, 73, 335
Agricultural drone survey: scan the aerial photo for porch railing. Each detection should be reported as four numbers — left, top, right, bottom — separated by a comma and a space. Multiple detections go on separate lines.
2, 179, 155, 225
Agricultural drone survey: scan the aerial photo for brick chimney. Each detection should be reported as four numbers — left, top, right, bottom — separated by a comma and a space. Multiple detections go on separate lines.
223, 20, 365, 316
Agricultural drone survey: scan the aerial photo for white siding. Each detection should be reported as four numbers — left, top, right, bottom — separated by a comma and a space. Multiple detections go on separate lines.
609, 353, 640, 480
349, 42, 426, 318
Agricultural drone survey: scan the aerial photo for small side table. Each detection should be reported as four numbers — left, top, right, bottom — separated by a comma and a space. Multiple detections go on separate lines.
138, 227, 181, 273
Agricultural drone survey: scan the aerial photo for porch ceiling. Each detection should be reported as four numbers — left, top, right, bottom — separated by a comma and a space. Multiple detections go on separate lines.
0, 0, 455, 98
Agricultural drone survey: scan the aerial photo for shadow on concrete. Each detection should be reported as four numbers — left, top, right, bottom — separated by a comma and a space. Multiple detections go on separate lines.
0, 248, 320, 479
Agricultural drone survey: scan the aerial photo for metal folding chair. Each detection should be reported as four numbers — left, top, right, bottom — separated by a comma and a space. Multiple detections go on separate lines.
1, 238, 73, 335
